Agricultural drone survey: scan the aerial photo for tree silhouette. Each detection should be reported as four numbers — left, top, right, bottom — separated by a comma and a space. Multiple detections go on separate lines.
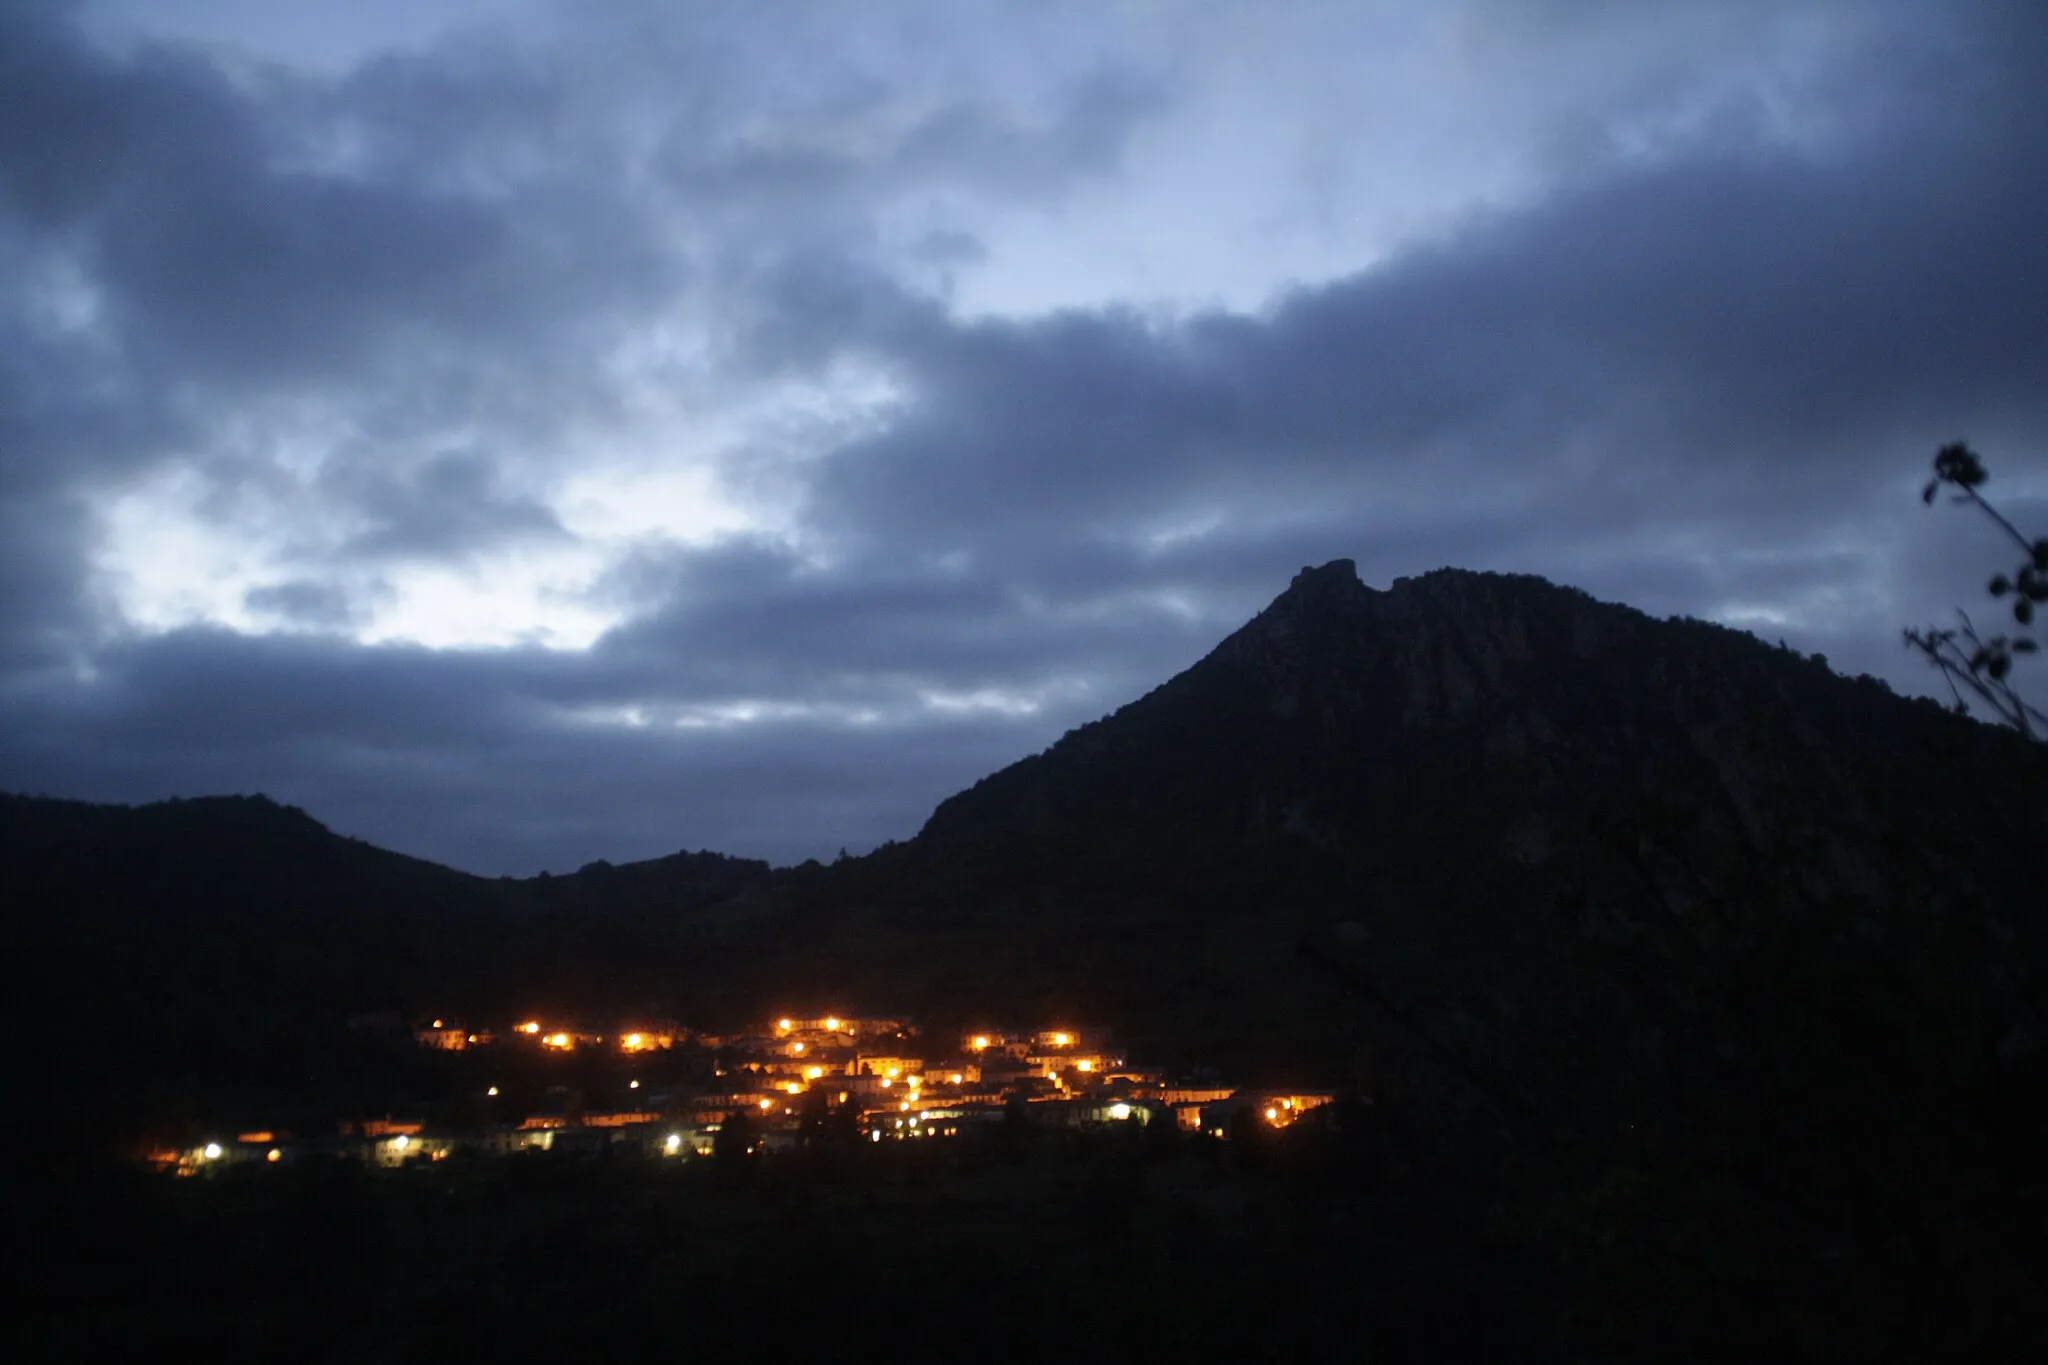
712, 1108, 755, 1168
1906, 442, 2048, 738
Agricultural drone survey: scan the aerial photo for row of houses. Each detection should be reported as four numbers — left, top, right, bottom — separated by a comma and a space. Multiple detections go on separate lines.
155, 1084, 1342, 1177
159, 1088, 1343, 1178
156, 1014, 1343, 1173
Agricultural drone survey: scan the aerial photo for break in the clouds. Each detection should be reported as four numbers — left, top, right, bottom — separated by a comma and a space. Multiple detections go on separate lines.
2, 0, 2044, 874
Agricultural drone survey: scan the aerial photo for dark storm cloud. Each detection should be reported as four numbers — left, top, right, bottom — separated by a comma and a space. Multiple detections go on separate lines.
243, 578, 366, 629
0, 622, 1079, 872
590, 535, 1230, 711
805, 119, 2048, 562
731, 5, 2048, 675
0, 1, 680, 673
659, 64, 1165, 221
328, 451, 570, 562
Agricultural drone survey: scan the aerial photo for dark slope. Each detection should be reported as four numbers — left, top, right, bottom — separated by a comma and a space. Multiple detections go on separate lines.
790, 562, 2043, 1027
6, 793, 769, 1150
910, 559, 2038, 917
759, 561, 2048, 1352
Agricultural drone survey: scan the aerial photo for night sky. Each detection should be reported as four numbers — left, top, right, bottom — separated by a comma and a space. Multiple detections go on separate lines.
3, 0, 2044, 874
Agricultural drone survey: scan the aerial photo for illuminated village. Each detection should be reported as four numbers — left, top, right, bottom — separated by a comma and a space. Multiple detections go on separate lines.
158, 1012, 1341, 1174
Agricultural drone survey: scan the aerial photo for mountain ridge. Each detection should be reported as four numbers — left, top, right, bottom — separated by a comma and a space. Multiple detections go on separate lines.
16, 559, 2048, 1351
13, 560, 2045, 1110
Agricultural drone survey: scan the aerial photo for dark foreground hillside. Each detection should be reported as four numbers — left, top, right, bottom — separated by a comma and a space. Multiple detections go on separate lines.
24, 1129, 1564, 1362
13, 559, 2048, 1358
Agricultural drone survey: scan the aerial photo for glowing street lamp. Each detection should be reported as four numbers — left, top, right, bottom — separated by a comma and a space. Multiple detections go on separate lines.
202, 1142, 222, 1161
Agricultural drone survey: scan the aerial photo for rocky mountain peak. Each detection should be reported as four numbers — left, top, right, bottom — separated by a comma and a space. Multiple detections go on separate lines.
1286, 556, 1363, 594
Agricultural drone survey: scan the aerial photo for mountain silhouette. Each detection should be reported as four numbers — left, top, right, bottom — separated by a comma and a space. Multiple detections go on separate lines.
761, 559, 2048, 1349
767, 562, 2041, 1039
16, 559, 2047, 1351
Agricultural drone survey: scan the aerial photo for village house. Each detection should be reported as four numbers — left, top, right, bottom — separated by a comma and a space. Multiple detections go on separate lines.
156, 1010, 1355, 1172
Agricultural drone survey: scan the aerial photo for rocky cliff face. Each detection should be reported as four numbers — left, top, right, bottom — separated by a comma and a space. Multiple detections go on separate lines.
909, 559, 2040, 941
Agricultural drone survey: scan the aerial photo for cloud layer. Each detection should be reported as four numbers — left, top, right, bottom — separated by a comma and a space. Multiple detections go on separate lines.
3, 0, 2044, 872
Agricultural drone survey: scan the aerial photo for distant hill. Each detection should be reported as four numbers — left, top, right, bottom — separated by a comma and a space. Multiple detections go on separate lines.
6, 792, 769, 1151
